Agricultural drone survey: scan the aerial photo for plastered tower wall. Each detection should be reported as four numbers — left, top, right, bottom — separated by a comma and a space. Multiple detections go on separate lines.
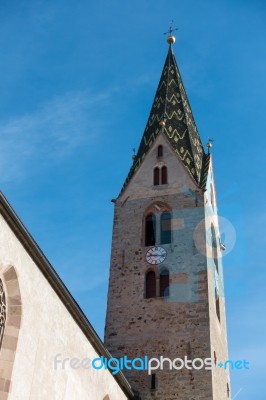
204, 159, 231, 399
105, 135, 230, 399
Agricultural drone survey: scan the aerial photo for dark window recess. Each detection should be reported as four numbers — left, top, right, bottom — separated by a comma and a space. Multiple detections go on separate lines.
146, 271, 156, 298
211, 224, 218, 272
215, 287, 220, 321
150, 373, 156, 390
160, 212, 171, 244
145, 214, 156, 246
160, 268, 169, 297
227, 383, 230, 398
161, 166, 168, 184
154, 167, 160, 186
211, 183, 214, 206
157, 145, 163, 157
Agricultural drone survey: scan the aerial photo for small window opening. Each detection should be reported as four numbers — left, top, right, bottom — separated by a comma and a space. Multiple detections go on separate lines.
145, 214, 156, 246
157, 145, 163, 157
160, 268, 169, 297
161, 166, 168, 184
160, 212, 171, 244
211, 224, 218, 272
154, 167, 160, 186
227, 383, 230, 398
145, 271, 156, 298
211, 183, 215, 207
150, 373, 156, 390
215, 287, 220, 322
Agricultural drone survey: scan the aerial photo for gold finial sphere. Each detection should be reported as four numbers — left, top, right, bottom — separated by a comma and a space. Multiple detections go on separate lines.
132, 154, 136, 161
159, 119, 166, 127
206, 142, 212, 149
167, 35, 176, 44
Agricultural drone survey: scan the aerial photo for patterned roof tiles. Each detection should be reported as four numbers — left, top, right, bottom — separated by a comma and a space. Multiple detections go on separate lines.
120, 44, 207, 194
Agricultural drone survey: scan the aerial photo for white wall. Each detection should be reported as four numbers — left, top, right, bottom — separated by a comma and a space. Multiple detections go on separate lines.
0, 214, 129, 400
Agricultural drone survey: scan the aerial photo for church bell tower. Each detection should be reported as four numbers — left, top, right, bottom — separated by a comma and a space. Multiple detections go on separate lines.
104, 33, 230, 400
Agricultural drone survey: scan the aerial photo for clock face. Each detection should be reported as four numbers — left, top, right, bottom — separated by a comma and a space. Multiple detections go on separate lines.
146, 246, 167, 265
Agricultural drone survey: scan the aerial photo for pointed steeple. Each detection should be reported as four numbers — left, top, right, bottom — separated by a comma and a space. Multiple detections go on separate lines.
121, 37, 207, 193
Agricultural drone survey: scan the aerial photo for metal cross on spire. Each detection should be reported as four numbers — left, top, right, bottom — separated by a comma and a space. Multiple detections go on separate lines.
164, 20, 178, 37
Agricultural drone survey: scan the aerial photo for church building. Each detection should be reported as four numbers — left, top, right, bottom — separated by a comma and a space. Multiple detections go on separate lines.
0, 33, 230, 400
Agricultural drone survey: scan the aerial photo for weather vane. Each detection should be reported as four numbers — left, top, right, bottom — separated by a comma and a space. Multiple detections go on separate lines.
164, 20, 178, 37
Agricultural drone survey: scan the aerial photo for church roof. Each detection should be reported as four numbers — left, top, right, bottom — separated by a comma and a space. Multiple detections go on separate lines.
120, 43, 207, 194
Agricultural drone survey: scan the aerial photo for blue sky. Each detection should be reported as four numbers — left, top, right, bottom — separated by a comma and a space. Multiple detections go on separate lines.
1, 1, 265, 398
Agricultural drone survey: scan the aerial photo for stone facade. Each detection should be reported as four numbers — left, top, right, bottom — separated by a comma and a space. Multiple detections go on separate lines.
104, 134, 230, 399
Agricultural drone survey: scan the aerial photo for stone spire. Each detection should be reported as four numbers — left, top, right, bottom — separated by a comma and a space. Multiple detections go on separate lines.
121, 37, 207, 193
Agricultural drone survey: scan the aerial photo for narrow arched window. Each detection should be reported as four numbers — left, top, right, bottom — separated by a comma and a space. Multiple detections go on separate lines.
157, 145, 163, 157
161, 166, 168, 184
150, 373, 156, 390
153, 167, 160, 186
0, 278, 6, 350
160, 268, 169, 297
160, 212, 171, 244
227, 383, 230, 398
211, 224, 218, 272
145, 271, 156, 298
215, 287, 220, 321
211, 184, 215, 207
145, 214, 156, 246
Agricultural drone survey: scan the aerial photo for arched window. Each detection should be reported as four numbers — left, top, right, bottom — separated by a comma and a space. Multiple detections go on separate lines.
160, 268, 169, 297
210, 183, 215, 207
227, 383, 230, 398
145, 271, 156, 298
0, 279, 6, 350
157, 145, 163, 157
215, 287, 220, 321
150, 373, 156, 390
211, 224, 218, 272
161, 166, 168, 184
145, 214, 156, 246
153, 167, 160, 186
160, 212, 171, 244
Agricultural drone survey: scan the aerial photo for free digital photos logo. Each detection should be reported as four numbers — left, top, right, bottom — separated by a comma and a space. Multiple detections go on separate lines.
54, 354, 250, 375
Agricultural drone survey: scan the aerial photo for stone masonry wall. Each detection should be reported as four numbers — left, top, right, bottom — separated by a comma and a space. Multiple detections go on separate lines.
104, 134, 225, 399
